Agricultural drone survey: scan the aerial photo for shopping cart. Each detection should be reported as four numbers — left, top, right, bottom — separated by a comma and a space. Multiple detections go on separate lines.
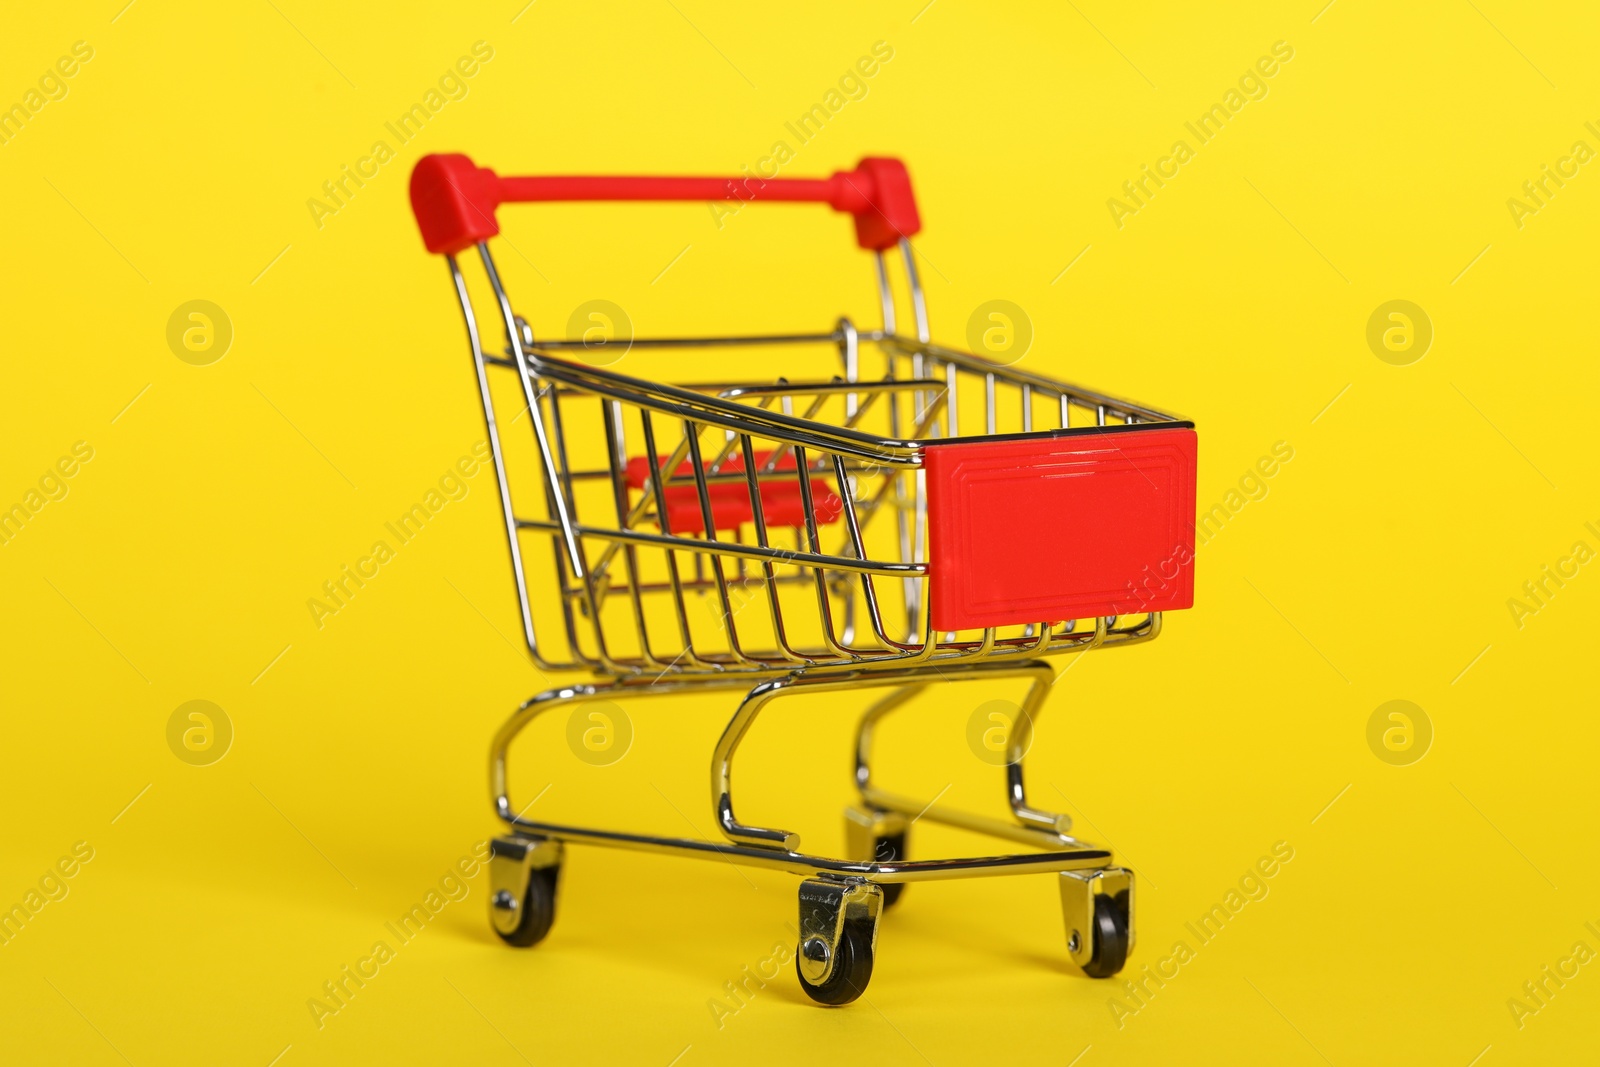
409, 152, 1197, 1004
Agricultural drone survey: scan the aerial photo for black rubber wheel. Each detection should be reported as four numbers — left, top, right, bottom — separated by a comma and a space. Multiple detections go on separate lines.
797, 921, 876, 1005
874, 830, 907, 909
495, 865, 559, 947
1081, 894, 1129, 978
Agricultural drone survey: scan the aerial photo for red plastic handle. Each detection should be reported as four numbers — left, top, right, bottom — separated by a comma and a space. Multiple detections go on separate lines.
409, 153, 921, 256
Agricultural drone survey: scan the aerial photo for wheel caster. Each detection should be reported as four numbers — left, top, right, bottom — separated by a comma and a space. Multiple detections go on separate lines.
1061, 867, 1133, 979
796, 878, 882, 1006
844, 806, 908, 910
1081, 894, 1130, 978
488, 835, 563, 948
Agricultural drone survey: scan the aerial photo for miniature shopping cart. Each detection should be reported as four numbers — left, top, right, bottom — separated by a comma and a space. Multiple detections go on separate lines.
409, 153, 1197, 1004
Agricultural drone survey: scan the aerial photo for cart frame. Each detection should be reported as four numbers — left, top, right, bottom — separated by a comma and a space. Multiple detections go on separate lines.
411, 152, 1195, 1001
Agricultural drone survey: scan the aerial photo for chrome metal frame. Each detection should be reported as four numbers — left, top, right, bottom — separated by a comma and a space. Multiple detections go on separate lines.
439, 224, 1190, 984
448, 239, 1187, 678
490, 662, 1114, 883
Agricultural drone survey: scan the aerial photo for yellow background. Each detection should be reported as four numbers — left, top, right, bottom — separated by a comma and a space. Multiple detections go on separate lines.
3, 1, 1597, 1063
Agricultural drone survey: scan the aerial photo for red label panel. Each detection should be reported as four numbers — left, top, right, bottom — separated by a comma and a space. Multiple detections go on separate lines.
925, 428, 1197, 630
625, 452, 841, 533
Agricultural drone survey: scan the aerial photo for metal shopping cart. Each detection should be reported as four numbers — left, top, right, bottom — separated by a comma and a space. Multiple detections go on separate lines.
409, 153, 1198, 1004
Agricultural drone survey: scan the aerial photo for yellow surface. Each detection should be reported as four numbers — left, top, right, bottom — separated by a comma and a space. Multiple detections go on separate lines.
3, 2, 1598, 1064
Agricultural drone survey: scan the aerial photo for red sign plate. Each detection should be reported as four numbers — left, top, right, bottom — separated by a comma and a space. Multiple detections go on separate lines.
925, 427, 1197, 630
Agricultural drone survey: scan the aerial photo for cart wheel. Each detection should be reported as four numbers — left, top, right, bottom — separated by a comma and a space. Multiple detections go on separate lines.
494, 861, 560, 948
873, 829, 907, 909
797, 919, 875, 1005
1081, 895, 1129, 978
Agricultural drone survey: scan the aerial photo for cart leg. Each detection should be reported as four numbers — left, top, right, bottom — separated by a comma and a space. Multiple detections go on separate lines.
796, 878, 883, 1005
1060, 866, 1133, 978
489, 835, 564, 947
713, 661, 1085, 854
850, 664, 1079, 846
851, 682, 929, 798
711, 677, 805, 850
493, 675, 754, 827
1003, 661, 1078, 837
